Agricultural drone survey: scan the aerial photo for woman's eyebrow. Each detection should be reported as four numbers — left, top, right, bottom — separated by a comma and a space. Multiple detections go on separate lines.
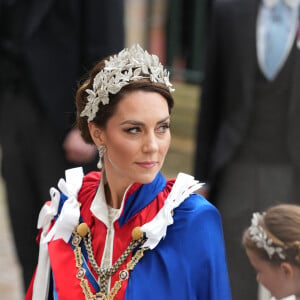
120, 116, 170, 126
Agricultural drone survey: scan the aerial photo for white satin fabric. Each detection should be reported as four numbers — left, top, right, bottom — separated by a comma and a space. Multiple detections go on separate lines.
32, 167, 84, 300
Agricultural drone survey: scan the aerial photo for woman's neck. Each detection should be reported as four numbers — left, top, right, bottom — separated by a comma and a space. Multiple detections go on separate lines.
103, 168, 134, 209
104, 180, 131, 209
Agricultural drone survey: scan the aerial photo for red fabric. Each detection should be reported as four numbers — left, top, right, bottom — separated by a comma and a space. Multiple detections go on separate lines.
25, 171, 175, 299
24, 268, 36, 300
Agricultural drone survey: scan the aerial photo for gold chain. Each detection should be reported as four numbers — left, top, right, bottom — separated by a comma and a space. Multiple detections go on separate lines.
72, 231, 148, 300
83, 230, 144, 293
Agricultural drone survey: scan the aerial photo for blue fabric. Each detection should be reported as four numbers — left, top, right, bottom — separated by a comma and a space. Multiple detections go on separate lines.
52, 273, 59, 300
118, 172, 167, 226
56, 192, 68, 218
263, 0, 296, 79
125, 194, 232, 300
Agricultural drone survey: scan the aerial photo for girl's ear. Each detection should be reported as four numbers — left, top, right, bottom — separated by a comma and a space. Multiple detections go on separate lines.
280, 262, 294, 280
88, 122, 104, 146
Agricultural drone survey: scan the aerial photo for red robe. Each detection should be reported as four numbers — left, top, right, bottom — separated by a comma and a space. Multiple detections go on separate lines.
25, 171, 174, 299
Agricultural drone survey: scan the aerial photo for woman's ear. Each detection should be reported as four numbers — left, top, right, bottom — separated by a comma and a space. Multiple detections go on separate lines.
88, 122, 104, 145
280, 262, 294, 280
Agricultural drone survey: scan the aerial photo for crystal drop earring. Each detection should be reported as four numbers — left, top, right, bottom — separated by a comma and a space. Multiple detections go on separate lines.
97, 145, 106, 169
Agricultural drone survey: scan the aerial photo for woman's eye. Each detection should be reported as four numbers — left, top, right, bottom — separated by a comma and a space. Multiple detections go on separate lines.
157, 123, 170, 133
126, 127, 141, 134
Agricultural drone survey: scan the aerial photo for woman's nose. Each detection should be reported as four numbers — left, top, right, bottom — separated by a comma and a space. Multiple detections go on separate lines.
142, 133, 159, 152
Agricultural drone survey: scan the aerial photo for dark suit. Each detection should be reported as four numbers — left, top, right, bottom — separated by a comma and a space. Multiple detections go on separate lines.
194, 0, 300, 299
0, 0, 124, 290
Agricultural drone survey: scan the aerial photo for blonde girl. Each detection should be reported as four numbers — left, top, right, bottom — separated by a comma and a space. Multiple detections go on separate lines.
243, 204, 300, 300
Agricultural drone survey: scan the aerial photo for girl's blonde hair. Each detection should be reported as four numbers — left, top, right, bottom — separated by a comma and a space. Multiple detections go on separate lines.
242, 204, 300, 267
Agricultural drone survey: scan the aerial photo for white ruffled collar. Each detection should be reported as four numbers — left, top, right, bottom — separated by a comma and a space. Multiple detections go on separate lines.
141, 172, 204, 249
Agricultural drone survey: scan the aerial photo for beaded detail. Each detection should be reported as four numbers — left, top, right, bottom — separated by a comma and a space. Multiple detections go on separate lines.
72, 227, 147, 300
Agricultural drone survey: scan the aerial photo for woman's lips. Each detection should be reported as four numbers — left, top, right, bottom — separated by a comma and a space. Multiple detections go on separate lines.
136, 161, 157, 169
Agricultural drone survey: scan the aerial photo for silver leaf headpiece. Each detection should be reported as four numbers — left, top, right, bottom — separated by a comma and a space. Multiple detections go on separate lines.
249, 212, 286, 260
80, 44, 175, 122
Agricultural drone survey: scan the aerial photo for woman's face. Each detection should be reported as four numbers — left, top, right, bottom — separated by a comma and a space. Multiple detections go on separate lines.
246, 249, 296, 299
96, 90, 171, 188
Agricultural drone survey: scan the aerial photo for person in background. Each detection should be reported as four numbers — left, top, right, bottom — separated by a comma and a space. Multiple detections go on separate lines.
0, 0, 124, 291
25, 44, 231, 300
243, 204, 300, 300
194, 0, 300, 298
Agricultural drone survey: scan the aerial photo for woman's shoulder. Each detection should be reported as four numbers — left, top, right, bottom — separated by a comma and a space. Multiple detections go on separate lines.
166, 172, 220, 219
177, 192, 220, 219
168, 190, 224, 255
77, 170, 101, 207
79, 170, 101, 194
82, 170, 101, 185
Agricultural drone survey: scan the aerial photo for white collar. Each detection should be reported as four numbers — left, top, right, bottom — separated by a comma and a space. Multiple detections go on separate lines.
263, 0, 300, 8
90, 174, 131, 226
141, 173, 204, 250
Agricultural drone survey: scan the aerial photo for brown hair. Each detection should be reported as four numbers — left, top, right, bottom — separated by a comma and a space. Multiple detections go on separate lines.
75, 57, 174, 144
242, 204, 300, 267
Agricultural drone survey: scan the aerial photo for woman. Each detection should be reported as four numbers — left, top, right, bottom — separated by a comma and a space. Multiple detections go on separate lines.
25, 44, 231, 300
243, 204, 300, 300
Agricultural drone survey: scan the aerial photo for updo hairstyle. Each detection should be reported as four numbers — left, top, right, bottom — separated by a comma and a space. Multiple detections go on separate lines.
76, 58, 174, 144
